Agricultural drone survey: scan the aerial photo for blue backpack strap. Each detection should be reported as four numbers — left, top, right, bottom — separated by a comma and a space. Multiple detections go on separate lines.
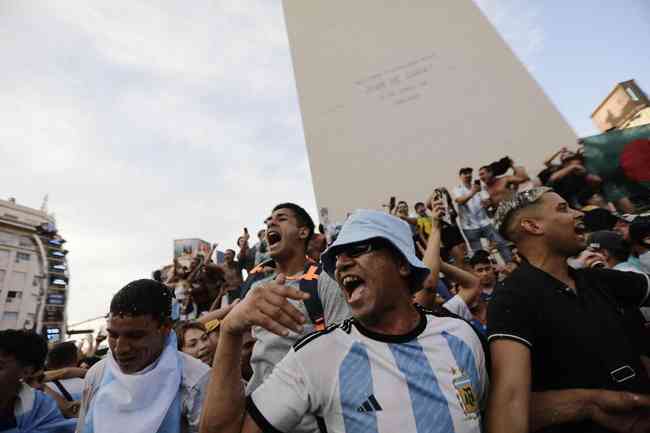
299, 263, 326, 330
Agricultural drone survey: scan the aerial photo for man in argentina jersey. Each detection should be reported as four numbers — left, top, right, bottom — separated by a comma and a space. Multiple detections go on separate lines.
199, 209, 488, 433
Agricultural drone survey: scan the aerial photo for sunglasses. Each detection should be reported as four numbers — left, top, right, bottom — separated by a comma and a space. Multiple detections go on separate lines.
334, 239, 388, 261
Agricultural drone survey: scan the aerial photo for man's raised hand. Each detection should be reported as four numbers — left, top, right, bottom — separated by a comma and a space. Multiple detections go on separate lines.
221, 274, 309, 337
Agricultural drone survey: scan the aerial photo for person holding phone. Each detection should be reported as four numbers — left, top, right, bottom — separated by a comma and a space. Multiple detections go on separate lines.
452, 167, 513, 263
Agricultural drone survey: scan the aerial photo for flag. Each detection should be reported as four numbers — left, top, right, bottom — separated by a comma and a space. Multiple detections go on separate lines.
582, 124, 650, 192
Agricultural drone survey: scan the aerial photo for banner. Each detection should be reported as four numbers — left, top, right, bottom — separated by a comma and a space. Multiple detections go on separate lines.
173, 238, 211, 267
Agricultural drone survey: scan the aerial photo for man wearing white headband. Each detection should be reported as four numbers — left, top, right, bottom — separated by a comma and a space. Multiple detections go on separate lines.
76, 279, 209, 433
200, 210, 488, 433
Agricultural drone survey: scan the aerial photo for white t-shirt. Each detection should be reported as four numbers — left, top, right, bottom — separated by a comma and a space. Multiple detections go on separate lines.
249, 307, 488, 433
48, 377, 84, 402
452, 185, 491, 231
443, 295, 473, 321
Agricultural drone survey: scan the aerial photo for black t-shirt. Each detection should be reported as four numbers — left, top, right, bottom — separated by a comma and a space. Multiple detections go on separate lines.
551, 173, 590, 207
488, 261, 650, 432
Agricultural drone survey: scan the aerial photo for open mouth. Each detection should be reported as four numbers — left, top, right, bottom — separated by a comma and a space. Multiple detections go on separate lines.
267, 230, 282, 248
117, 356, 136, 365
341, 275, 366, 303
574, 220, 587, 240
199, 352, 212, 364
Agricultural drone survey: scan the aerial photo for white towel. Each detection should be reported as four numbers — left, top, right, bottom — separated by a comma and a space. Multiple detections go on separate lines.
90, 332, 182, 433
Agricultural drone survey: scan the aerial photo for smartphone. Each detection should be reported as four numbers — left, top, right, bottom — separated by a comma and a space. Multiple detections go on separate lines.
474, 179, 481, 186
389, 196, 396, 210
244, 227, 249, 235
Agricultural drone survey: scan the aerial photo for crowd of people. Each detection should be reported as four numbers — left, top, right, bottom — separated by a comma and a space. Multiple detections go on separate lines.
1, 145, 650, 433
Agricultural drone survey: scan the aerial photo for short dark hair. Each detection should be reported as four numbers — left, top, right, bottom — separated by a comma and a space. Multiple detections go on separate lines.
110, 279, 173, 323
630, 216, 650, 244
414, 202, 425, 209
78, 356, 102, 368
0, 329, 48, 370
272, 203, 315, 244
576, 188, 599, 207
469, 251, 492, 267
479, 165, 492, 173
47, 341, 78, 369
174, 321, 207, 350
459, 167, 473, 175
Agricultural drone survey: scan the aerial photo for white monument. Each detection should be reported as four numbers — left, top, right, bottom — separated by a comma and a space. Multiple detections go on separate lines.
283, 0, 576, 223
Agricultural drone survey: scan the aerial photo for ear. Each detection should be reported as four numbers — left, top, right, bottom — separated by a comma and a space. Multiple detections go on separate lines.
19, 365, 37, 382
520, 217, 544, 236
298, 226, 310, 241
397, 260, 412, 279
160, 321, 173, 336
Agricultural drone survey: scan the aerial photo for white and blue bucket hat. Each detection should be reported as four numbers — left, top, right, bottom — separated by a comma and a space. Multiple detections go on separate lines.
321, 209, 430, 292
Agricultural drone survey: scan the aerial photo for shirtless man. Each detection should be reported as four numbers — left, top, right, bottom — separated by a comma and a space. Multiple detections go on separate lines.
478, 163, 530, 206
205, 250, 243, 303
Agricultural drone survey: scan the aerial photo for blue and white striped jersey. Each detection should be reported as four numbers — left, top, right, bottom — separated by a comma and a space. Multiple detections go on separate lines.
248, 307, 488, 433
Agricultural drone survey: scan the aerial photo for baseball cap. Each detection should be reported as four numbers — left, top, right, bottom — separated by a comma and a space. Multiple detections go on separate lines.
320, 210, 430, 292
587, 231, 629, 257
630, 215, 650, 244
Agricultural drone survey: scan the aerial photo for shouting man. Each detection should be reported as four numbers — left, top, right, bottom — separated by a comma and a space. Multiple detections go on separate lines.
200, 210, 488, 433
487, 187, 650, 433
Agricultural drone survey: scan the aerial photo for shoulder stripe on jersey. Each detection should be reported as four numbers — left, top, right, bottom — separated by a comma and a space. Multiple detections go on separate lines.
487, 333, 532, 348
293, 323, 341, 352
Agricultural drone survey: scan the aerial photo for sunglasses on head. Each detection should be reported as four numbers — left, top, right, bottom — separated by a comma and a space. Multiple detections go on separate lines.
334, 238, 389, 261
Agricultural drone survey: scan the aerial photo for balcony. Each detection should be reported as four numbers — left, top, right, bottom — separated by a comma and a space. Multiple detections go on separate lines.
46, 238, 66, 247
49, 276, 68, 288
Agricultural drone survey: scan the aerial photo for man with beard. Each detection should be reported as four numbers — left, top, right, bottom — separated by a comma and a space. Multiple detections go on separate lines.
200, 210, 488, 433
486, 187, 650, 433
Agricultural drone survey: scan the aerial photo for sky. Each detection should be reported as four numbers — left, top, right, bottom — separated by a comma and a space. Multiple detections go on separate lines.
1, 1, 649, 324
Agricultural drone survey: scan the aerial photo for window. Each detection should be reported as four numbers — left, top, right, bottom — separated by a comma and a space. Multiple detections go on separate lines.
6, 291, 22, 302
19, 236, 34, 248
0, 233, 17, 246
16, 252, 30, 263
10, 272, 26, 290
625, 86, 640, 102
1, 312, 18, 325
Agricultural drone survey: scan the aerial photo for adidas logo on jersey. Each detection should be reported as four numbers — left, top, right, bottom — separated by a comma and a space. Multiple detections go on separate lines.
356, 394, 383, 412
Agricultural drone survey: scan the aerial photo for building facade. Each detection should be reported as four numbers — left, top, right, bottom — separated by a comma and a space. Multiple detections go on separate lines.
591, 80, 650, 132
0, 198, 69, 342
